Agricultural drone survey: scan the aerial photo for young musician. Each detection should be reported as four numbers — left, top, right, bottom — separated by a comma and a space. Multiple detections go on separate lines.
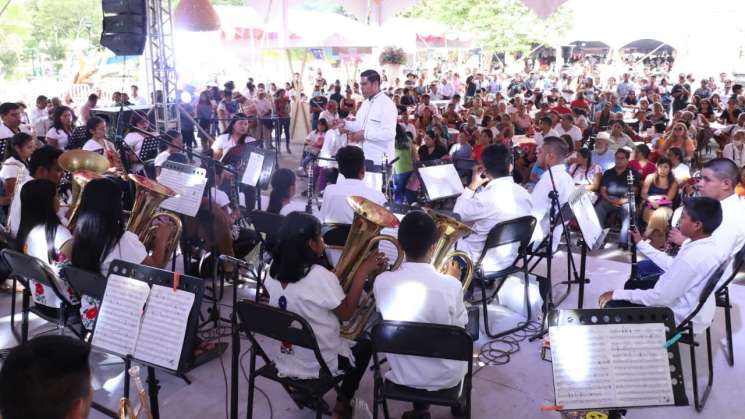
374, 211, 467, 419
211, 113, 258, 161
81, 117, 123, 173
0, 335, 93, 419
599, 197, 728, 331
17, 179, 74, 309
530, 136, 575, 249
0, 132, 34, 207
153, 130, 184, 177
319, 145, 386, 224
264, 212, 386, 419
453, 144, 532, 272
267, 168, 305, 215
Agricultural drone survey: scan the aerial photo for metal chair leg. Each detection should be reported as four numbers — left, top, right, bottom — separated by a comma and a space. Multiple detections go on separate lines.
21, 288, 30, 343
722, 289, 734, 366
688, 336, 701, 411
246, 347, 256, 419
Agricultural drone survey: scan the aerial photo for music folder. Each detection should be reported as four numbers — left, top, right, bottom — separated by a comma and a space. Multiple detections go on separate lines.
416, 160, 464, 201
240, 147, 275, 189
157, 161, 207, 218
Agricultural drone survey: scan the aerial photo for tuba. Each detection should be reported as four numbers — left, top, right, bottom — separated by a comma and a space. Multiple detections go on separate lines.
425, 208, 475, 290
126, 174, 183, 258
336, 196, 404, 340
58, 150, 111, 232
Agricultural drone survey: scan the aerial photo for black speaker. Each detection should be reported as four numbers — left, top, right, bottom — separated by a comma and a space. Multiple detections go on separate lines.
100, 0, 147, 56
560, 45, 575, 62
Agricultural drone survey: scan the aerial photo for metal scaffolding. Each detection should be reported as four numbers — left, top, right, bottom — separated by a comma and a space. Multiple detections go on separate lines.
145, 0, 180, 133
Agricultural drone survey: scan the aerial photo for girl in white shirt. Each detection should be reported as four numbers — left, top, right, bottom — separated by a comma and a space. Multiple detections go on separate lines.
123, 113, 149, 159
0, 132, 34, 207
45, 106, 74, 150
81, 117, 124, 173
266, 168, 305, 215
265, 212, 386, 418
70, 177, 173, 329
211, 113, 258, 161
17, 179, 74, 309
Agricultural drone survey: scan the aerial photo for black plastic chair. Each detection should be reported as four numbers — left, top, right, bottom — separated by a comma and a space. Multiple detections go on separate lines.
714, 241, 745, 366
370, 320, 473, 419
673, 262, 727, 412
471, 215, 537, 338
1, 249, 83, 343
236, 300, 345, 419
322, 223, 351, 247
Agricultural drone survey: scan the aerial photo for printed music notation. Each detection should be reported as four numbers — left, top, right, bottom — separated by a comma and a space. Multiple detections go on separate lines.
158, 164, 207, 217
418, 164, 464, 200
91, 276, 196, 371
134, 284, 195, 370
549, 323, 674, 410
91, 274, 151, 357
241, 152, 264, 187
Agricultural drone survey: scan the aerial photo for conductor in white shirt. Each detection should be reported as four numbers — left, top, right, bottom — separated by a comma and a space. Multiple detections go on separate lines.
530, 136, 576, 251
374, 211, 468, 418
319, 145, 386, 224
599, 197, 728, 332
341, 70, 397, 165
453, 144, 532, 273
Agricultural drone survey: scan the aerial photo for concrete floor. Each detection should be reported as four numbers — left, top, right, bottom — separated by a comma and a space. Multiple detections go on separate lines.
1, 248, 743, 419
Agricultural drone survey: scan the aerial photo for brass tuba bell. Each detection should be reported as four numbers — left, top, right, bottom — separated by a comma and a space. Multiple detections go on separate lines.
335, 196, 404, 340
126, 174, 183, 258
58, 150, 111, 232
424, 208, 475, 290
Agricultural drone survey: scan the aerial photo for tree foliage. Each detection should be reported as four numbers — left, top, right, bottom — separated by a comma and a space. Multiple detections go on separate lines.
26, 0, 102, 61
404, 0, 573, 55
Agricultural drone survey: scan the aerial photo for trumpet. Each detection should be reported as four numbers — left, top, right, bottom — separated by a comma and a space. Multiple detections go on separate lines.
336, 196, 404, 340
119, 366, 153, 419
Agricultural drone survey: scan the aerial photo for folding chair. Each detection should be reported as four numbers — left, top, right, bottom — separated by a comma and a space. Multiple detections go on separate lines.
247, 210, 285, 296
1, 249, 83, 343
371, 320, 473, 419
673, 262, 727, 412
714, 242, 745, 366
471, 215, 537, 338
322, 223, 351, 247
236, 300, 346, 419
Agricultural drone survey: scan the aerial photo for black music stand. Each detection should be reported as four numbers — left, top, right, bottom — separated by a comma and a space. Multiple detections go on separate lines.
547, 307, 688, 414
415, 160, 465, 204
566, 188, 607, 308
88, 260, 205, 419
238, 147, 275, 210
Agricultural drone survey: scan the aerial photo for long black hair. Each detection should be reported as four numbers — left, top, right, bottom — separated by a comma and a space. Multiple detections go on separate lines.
16, 179, 62, 263
70, 178, 125, 274
85, 116, 106, 140
267, 168, 295, 214
269, 212, 325, 283
51, 106, 73, 135
222, 113, 249, 144
7, 133, 32, 167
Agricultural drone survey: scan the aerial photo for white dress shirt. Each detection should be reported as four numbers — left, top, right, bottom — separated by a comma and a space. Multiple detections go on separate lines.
30, 106, 49, 137
614, 236, 727, 332
374, 262, 468, 391
721, 143, 745, 168
533, 128, 559, 147
712, 194, 745, 283
453, 176, 532, 272
344, 91, 397, 164
439, 82, 455, 98
0, 122, 16, 139
318, 129, 346, 169
530, 164, 575, 250
319, 177, 386, 224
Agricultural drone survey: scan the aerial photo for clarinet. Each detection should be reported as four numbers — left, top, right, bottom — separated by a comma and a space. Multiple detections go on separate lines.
663, 215, 681, 256
627, 170, 639, 280
306, 156, 315, 214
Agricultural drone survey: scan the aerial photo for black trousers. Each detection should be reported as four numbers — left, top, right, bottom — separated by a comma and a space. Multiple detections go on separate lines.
605, 275, 659, 308
337, 338, 372, 402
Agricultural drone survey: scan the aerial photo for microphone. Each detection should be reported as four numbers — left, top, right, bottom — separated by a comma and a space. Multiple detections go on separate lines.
219, 254, 253, 268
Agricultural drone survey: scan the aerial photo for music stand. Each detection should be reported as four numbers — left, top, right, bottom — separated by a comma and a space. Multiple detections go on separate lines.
364, 159, 385, 194
547, 307, 688, 413
416, 160, 465, 202
89, 260, 205, 419
238, 147, 275, 210
566, 189, 608, 308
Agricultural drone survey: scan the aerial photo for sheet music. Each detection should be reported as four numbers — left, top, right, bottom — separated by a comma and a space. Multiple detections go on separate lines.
241, 152, 264, 186
134, 284, 195, 370
91, 274, 150, 357
418, 164, 464, 200
364, 171, 384, 192
378, 227, 401, 263
158, 164, 207, 217
568, 189, 603, 250
549, 323, 674, 410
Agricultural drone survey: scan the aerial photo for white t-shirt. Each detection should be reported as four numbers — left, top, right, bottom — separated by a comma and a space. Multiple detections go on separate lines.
318, 178, 386, 224
153, 150, 171, 167
26, 224, 72, 308
46, 127, 70, 150
0, 156, 24, 181
212, 134, 260, 161
8, 171, 33, 237
82, 139, 116, 153
264, 264, 353, 379
374, 262, 468, 391
123, 132, 145, 156
279, 200, 307, 216
100, 231, 148, 276
554, 124, 583, 144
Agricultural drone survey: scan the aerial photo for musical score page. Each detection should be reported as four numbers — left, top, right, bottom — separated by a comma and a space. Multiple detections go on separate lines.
158, 165, 207, 217
91, 274, 150, 357
418, 164, 464, 200
241, 152, 264, 186
549, 323, 674, 410
134, 284, 195, 370
568, 189, 603, 250
363, 171, 384, 192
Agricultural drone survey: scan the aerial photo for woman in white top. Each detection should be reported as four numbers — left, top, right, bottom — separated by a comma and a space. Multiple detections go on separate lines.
81, 117, 124, 173
0, 132, 34, 207
264, 212, 386, 418
17, 179, 74, 309
266, 168, 305, 215
70, 177, 173, 329
123, 113, 148, 159
211, 113, 257, 161
45, 106, 74, 150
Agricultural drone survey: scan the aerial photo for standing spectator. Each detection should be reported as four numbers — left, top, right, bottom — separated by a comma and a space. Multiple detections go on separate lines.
329, 84, 343, 106
196, 91, 213, 151
78, 94, 98, 126
130, 84, 148, 106
30, 95, 50, 143
671, 74, 690, 113
274, 89, 292, 153
254, 91, 274, 149
309, 90, 328, 131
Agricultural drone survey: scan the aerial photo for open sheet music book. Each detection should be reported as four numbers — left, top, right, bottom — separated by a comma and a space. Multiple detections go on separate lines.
91, 274, 195, 371
549, 322, 675, 410
418, 163, 464, 201
158, 161, 207, 218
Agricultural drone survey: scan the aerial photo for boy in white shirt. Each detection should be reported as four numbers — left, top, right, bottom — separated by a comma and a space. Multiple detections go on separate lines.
374, 211, 468, 419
